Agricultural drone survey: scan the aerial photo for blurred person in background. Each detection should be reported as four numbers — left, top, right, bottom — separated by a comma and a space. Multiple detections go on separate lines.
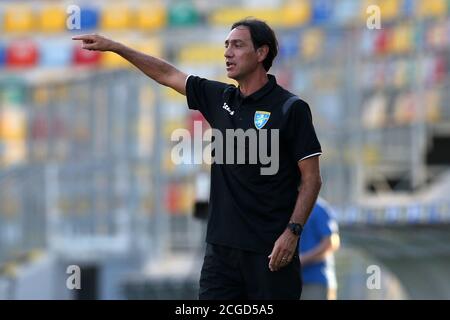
299, 197, 340, 300
73, 18, 322, 300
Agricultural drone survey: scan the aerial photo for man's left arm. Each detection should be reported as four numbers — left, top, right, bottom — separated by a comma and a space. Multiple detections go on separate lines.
268, 156, 322, 272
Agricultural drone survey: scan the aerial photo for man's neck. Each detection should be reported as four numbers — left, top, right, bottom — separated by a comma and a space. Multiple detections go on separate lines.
238, 70, 269, 97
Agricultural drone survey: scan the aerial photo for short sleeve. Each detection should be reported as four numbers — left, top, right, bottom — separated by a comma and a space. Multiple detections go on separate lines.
185, 75, 231, 123
315, 205, 339, 237
284, 100, 322, 162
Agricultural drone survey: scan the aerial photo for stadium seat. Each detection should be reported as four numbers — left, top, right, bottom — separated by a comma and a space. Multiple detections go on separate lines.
417, 0, 447, 18
381, 0, 401, 21
279, 35, 300, 59
364, 0, 401, 22
301, 29, 324, 60
100, 36, 130, 68
311, 0, 334, 24
392, 24, 413, 54
6, 39, 39, 68
402, 0, 416, 17
73, 43, 101, 65
209, 8, 283, 27
360, 29, 376, 56
333, 0, 360, 25
166, 183, 181, 214
39, 4, 66, 33
0, 107, 26, 141
374, 29, 390, 55
101, 3, 131, 30
39, 39, 72, 67
4, 4, 35, 33
360, 0, 400, 22
178, 44, 225, 64
180, 183, 194, 213
79, 7, 99, 31
0, 107, 27, 166
282, 0, 311, 27
168, 2, 200, 27
0, 42, 5, 67
101, 36, 156, 68
101, 51, 129, 68
135, 3, 166, 30
133, 38, 163, 60
427, 22, 448, 49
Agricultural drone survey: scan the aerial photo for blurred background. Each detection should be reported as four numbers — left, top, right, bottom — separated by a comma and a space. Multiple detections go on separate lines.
1, 0, 450, 300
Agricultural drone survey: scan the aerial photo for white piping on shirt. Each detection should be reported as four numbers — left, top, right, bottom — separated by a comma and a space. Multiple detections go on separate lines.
299, 152, 322, 162
185, 74, 192, 89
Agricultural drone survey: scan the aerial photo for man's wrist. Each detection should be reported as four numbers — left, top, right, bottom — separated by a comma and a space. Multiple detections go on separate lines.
287, 221, 303, 236
110, 41, 123, 54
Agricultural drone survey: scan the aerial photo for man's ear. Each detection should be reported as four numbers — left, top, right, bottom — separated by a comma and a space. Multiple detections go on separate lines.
257, 45, 269, 63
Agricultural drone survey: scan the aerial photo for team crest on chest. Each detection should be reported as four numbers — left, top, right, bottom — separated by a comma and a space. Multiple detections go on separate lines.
254, 111, 271, 129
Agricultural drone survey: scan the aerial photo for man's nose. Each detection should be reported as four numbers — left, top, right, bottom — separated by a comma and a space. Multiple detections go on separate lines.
224, 47, 233, 58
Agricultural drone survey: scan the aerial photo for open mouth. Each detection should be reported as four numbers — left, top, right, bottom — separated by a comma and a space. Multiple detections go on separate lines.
226, 62, 236, 70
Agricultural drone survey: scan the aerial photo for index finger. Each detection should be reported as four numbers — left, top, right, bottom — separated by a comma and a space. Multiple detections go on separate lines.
269, 247, 281, 271
71, 34, 95, 41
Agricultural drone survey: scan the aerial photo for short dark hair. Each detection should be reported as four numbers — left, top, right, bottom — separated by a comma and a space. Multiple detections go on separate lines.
231, 18, 278, 72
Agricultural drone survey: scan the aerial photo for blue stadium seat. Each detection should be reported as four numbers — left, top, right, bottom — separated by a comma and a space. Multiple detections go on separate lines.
312, 0, 334, 24
0, 42, 5, 67
80, 7, 99, 31
39, 39, 72, 67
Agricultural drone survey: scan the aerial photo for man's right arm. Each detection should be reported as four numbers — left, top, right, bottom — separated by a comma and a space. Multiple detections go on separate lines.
72, 34, 188, 95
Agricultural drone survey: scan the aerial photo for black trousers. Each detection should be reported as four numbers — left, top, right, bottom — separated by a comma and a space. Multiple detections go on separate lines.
199, 243, 302, 300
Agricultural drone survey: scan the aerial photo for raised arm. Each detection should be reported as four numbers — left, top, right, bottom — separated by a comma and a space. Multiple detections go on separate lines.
72, 34, 188, 95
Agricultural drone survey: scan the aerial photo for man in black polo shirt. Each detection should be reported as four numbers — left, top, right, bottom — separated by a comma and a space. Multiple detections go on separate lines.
73, 18, 322, 300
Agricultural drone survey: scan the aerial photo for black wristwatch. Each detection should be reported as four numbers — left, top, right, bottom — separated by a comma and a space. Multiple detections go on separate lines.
287, 222, 303, 236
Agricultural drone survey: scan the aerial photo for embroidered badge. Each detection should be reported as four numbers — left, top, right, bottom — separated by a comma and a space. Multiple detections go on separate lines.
254, 111, 271, 129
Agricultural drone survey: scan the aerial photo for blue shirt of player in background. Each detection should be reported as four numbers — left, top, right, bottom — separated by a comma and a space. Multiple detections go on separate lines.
299, 198, 339, 289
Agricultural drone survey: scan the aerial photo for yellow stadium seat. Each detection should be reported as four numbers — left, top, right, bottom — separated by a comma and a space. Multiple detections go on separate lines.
133, 38, 163, 59
101, 3, 132, 30
101, 51, 129, 68
135, 3, 166, 30
39, 5, 66, 32
4, 4, 35, 32
0, 108, 27, 141
392, 24, 412, 54
378, 0, 400, 21
417, 0, 447, 18
163, 86, 185, 102
281, 0, 311, 27
101, 35, 136, 68
209, 8, 283, 27
179, 44, 224, 64
360, 0, 399, 22
301, 29, 324, 60
180, 183, 194, 213
163, 150, 176, 173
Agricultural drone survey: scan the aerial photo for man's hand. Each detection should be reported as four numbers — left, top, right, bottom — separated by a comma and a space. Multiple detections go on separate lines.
268, 229, 299, 272
72, 34, 118, 52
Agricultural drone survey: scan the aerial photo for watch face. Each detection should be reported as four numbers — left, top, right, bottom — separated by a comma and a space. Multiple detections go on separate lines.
289, 223, 300, 235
